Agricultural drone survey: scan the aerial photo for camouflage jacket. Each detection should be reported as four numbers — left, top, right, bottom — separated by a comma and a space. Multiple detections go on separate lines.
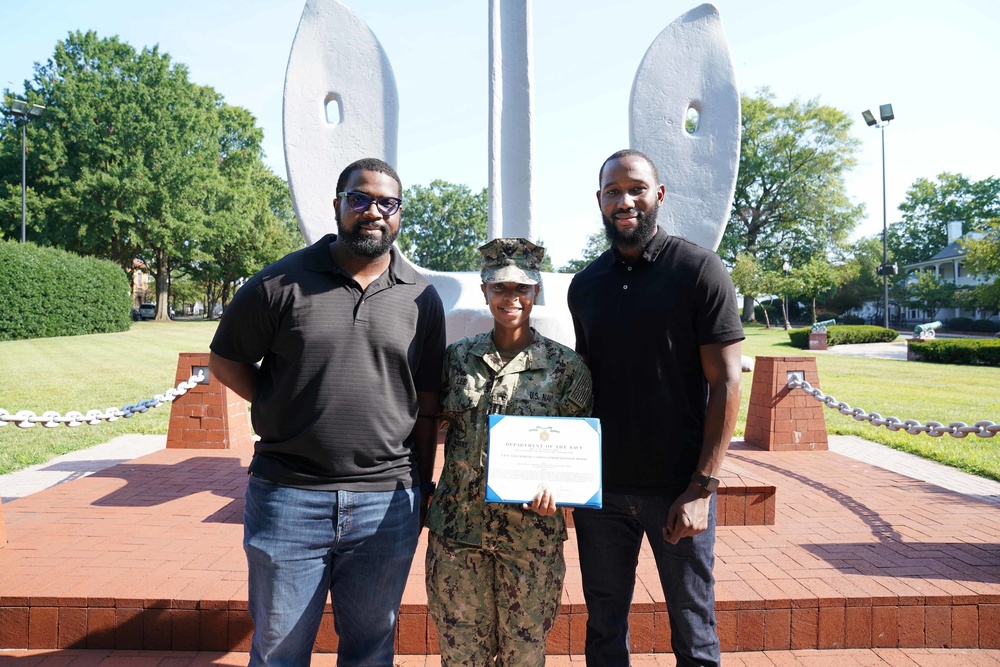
426, 329, 593, 548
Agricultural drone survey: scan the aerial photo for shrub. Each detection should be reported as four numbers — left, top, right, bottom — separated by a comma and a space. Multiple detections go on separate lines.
944, 317, 1000, 333
839, 314, 865, 325
908, 338, 1000, 367
0, 240, 132, 341
788, 324, 898, 349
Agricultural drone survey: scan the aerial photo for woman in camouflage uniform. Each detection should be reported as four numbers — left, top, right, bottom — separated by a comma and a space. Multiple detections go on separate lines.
425, 238, 594, 667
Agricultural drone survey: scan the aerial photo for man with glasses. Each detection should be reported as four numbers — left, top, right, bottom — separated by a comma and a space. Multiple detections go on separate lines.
210, 157, 446, 667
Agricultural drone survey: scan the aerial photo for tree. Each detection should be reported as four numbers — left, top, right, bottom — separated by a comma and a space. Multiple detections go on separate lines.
889, 173, 1000, 269
560, 230, 608, 273
797, 256, 855, 323
960, 217, 1000, 312
0, 31, 296, 321
1, 32, 219, 320
823, 236, 883, 316
397, 180, 488, 272
904, 271, 957, 320
721, 89, 863, 319
730, 252, 776, 327
185, 106, 301, 315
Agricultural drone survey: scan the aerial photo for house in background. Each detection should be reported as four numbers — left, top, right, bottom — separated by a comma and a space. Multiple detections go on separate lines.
131, 260, 152, 307
901, 220, 996, 322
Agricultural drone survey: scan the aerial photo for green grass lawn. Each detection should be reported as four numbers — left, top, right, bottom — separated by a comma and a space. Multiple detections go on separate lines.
2, 321, 998, 481
739, 325, 1000, 481
0, 320, 218, 475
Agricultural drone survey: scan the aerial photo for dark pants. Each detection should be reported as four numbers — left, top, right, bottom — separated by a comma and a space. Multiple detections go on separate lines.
574, 491, 719, 667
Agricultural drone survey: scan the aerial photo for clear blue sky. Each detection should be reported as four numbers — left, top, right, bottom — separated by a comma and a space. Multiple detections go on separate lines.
2, 0, 998, 267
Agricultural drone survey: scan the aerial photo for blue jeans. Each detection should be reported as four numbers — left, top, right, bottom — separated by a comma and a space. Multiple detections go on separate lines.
244, 475, 421, 667
573, 491, 719, 667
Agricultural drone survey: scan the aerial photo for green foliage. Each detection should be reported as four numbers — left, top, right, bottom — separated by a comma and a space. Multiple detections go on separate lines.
889, 173, 1000, 268
904, 271, 957, 318
398, 180, 488, 271
823, 236, 884, 314
0, 31, 297, 320
839, 314, 865, 325
560, 230, 609, 273
788, 324, 898, 349
944, 317, 1000, 334
907, 338, 1000, 367
721, 89, 863, 271
0, 240, 131, 340
961, 218, 1000, 312
796, 256, 856, 322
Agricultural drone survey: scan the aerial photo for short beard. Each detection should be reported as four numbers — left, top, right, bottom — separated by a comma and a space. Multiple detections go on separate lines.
336, 222, 399, 258
602, 205, 659, 250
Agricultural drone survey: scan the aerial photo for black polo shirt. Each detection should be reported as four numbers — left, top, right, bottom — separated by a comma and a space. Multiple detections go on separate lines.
210, 234, 446, 491
567, 227, 743, 491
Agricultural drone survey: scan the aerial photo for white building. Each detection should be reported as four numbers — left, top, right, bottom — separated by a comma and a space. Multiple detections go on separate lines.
901, 220, 995, 322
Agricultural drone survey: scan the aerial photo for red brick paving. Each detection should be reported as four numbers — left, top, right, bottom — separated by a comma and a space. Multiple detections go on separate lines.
3, 650, 1000, 666
2, 440, 999, 655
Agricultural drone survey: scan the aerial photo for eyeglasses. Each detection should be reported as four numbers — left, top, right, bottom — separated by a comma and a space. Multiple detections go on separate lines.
336, 191, 403, 216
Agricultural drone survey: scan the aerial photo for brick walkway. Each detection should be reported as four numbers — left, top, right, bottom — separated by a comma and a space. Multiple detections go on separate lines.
4, 649, 1000, 665
2, 439, 999, 656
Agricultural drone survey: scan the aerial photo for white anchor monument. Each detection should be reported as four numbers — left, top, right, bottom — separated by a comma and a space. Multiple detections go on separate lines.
282, 0, 740, 346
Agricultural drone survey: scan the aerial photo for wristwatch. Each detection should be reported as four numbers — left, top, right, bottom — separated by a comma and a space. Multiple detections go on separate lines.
691, 472, 721, 493
419, 482, 436, 496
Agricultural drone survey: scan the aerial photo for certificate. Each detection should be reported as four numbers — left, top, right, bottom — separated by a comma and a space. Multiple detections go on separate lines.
485, 415, 602, 509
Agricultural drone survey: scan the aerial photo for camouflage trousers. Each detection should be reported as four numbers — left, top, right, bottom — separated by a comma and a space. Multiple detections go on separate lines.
425, 531, 565, 667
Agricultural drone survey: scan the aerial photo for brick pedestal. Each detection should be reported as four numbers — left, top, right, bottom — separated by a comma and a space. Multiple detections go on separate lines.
166, 352, 254, 449
808, 332, 828, 350
0, 502, 6, 547
744, 356, 828, 451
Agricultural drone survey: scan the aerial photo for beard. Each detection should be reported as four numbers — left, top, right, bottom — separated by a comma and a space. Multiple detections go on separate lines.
337, 220, 399, 258
602, 204, 660, 250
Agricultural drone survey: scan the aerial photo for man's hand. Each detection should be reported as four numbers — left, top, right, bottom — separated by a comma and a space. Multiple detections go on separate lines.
523, 486, 557, 517
662, 485, 712, 544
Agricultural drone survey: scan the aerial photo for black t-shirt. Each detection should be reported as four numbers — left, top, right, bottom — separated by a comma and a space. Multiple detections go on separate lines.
210, 234, 446, 491
567, 228, 744, 491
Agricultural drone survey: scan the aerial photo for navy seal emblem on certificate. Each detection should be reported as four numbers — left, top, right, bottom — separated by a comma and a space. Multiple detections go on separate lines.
485, 415, 602, 509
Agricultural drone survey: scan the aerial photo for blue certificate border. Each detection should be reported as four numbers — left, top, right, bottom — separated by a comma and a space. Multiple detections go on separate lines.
484, 414, 602, 509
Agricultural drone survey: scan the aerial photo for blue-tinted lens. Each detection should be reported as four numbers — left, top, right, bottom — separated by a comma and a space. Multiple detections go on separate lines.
345, 192, 401, 215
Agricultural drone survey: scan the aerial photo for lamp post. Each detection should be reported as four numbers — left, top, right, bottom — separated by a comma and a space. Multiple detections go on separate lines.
782, 259, 791, 332
9, 99, 47, 244
862, 103, 896, 329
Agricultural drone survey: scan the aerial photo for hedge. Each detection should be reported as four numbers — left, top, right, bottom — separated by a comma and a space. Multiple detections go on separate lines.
788, 324, 899, 349
944, 317, 1000, 334
907, 338, 1000, 367
0, 240, 133, 341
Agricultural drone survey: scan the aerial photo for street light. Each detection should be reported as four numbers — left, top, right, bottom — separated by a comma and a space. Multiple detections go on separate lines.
782, 259, 791, 332
862, 103, 896, 329
9, 99, 46, 244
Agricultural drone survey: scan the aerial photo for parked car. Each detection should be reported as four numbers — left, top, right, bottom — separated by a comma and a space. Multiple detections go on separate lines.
138, 303, 156, 320
130, 307, 141, 322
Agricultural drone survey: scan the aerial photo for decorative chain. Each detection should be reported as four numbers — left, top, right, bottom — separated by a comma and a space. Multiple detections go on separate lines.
787, 377, 999, 439
0, 371, 206, 429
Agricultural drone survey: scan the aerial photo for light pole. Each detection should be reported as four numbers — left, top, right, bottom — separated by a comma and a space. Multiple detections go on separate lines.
782, 259, 791, 332
9, 99, 47, 244
862, 103, 896, 329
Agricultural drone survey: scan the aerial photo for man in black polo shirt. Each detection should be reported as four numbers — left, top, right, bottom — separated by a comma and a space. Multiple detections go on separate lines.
209, 158, 445, 667
567, 149, 744, 667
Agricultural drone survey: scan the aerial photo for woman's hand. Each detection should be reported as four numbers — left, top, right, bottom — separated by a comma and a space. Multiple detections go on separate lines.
523, 486, 557, 516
